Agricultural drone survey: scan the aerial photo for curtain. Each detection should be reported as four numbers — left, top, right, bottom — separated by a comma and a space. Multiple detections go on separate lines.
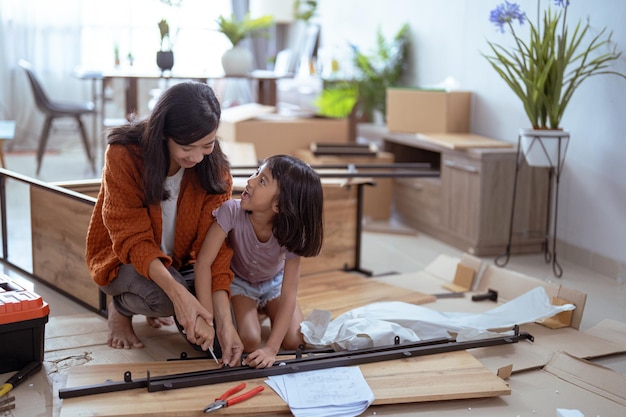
0, 0, 85, 150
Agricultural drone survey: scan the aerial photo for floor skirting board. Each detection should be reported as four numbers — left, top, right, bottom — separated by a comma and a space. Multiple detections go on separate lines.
558, 238, 626, 283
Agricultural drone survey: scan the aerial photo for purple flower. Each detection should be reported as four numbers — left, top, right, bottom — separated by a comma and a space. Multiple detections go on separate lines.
489, 1, 526, 33
554, 0, 570, 7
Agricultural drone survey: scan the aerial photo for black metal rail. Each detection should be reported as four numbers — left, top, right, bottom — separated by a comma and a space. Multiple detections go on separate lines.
59, 326, 533, 399
231, 162, 440, 179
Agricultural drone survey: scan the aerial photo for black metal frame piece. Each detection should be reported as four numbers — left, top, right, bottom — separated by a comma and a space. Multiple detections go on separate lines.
59, 326, 533, 399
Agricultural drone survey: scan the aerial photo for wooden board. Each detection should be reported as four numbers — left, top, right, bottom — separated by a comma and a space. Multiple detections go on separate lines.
297, 271, 436, 316
417, 133, 514, 149
30, 185, 100, 309
59, 351, 510, 417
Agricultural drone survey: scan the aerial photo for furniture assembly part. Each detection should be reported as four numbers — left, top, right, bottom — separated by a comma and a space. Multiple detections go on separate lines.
58, 326, 533, 399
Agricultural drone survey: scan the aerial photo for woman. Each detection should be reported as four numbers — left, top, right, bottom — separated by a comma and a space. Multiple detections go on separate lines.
85, 81, 243, 367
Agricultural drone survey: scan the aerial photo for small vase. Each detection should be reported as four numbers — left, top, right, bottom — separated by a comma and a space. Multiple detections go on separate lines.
221, 46, 253, 76
519, 128, 570, 168
156, 50, 174, 72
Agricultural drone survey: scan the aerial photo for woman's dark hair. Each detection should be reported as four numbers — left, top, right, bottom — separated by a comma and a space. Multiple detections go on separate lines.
264, 154, 324, 257
107, 81, 230, 205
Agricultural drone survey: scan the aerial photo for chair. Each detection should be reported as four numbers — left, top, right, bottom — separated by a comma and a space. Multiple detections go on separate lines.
0, 120, 16, 168
18, 60, 96, 175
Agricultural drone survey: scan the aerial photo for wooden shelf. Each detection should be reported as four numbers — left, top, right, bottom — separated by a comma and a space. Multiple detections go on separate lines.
384, 132, 549, 256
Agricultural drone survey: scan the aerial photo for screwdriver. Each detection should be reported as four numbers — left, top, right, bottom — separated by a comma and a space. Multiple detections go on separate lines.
0, 361, 42, 398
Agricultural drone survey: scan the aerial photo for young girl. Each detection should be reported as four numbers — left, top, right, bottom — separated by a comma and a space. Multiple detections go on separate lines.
195, 154, 324, 368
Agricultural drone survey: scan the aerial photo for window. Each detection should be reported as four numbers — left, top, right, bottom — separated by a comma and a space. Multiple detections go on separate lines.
2, 0, 233, 75
79, 0, 232, 74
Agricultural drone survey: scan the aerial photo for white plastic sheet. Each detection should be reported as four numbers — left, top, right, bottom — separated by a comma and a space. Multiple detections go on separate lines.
301, 287, 575, 350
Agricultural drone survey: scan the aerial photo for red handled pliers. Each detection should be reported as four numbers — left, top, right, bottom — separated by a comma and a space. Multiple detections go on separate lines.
204, 382, 264, 413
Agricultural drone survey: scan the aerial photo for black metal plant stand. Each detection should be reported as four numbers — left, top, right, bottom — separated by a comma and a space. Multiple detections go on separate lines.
495, 131, 569, 277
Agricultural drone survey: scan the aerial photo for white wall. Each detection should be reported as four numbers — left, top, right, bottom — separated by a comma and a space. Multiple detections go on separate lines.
316, 0, 626, 266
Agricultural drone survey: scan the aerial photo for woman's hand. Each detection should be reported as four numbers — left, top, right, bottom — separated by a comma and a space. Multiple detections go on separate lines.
193, 316, 215, 351
170, 286, 213, 345
147, 259, 214, 345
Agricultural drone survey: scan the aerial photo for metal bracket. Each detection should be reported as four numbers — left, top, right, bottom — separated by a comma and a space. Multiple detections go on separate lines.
472, 288, 499, 302
59, 326, 533, 399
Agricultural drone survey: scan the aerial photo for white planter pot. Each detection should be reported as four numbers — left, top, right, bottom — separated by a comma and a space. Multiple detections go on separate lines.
221, 46, 253, 76
519, 128, 570, 168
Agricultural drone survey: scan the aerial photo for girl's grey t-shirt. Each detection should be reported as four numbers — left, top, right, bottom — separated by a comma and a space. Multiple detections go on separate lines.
213, 199, 297, 284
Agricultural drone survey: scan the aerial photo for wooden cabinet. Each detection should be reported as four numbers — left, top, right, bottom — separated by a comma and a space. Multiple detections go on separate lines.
441, 153, 481, 242
384, 132, 549, 256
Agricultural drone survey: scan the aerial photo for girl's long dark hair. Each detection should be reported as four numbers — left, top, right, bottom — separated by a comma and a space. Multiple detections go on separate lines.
264, 155, 324, 257
107, 81, 230, 205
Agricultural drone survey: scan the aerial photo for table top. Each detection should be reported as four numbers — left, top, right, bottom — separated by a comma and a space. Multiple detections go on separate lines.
73, 67, 285, 81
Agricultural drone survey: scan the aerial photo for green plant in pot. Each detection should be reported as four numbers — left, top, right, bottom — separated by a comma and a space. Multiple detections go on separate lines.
350, 23, 410, 123
294, 0, 318, 23
156, 18, 174, 71
314, 81, 359, 119
483, 0, 626, 166
216, 13, 274, 75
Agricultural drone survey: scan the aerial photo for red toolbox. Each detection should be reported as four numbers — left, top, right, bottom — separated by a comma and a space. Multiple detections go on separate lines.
0, 274, 49, 373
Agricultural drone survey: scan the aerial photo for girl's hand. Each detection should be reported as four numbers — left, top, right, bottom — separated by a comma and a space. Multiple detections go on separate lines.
216, 321, 244, 368
242, 346, 278, 369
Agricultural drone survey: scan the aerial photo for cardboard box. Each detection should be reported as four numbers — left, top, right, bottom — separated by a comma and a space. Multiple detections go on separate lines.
218, 103, 350, 160
0, 275, 49, 373
386, 88, 472, 133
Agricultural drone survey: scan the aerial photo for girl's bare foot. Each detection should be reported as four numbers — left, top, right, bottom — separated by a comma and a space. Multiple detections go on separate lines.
107, 302, 144, 349
146, 316, 174, 328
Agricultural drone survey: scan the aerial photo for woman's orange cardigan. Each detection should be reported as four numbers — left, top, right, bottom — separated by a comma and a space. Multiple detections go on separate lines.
85, 143, 234, 294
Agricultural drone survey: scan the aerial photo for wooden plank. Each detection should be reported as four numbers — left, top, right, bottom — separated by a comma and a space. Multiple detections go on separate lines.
298, 271, 436, 316
52, 179, 101, 198
30, 186, 99, 309
417, 133, 514, 150
59, 351, 510, 417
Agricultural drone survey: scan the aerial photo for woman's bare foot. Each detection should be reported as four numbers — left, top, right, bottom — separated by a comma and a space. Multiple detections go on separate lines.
146, 316, 174, 328
107, 302, 144, 349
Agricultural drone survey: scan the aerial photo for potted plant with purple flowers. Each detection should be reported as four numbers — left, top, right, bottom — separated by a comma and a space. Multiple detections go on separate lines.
483, 0, 625, 166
